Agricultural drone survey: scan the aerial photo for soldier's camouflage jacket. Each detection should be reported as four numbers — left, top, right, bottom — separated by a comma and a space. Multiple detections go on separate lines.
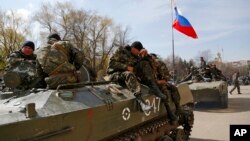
4, 50, 40, 88
36, 41, 84, 88
6, 50, 36, 70
232, 72, 239, 85
36, 41, 83, 75
107, 47, 138, 74
155, 60, 170, 81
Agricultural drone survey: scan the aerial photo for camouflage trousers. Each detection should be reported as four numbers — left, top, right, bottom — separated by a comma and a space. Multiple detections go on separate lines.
109, 71, 141, 94
45, 73, 78, 89
159, 84, 180, 104
229, 82, 241, 94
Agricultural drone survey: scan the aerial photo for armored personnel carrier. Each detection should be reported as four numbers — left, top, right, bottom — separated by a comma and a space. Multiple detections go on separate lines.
188, 81, 228, 108
0, 62, 194, 141
180, 66, 228, 108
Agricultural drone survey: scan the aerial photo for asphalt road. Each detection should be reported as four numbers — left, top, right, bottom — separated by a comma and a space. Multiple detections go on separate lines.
190, 85, 250, 141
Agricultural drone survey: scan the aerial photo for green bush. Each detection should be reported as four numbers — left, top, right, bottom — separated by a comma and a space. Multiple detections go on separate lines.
0, 61, 6, 71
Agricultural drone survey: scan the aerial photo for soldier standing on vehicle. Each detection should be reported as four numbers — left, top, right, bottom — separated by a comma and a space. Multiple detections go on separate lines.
229, 71, 241, 94
200, 57, 206, 69
107, 41, 166, 111
36, 33, 84, 89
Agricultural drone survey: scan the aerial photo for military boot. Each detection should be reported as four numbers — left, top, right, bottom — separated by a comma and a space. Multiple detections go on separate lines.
164, 103, 179, 125
134, 93, 152, 112
147, 81, 167, 100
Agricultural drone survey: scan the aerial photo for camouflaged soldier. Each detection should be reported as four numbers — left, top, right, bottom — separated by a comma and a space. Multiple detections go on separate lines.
229, 71, 241, 94
107, 43, 150, 112
5, 41, 41, 89
200, 57, 206, 69
107, 41, 166, 111
150, 53, 179, 123
6, 41, 36, 68
209, 64, 226, 81
129, 42, 167, 101
36, 33, 84, 89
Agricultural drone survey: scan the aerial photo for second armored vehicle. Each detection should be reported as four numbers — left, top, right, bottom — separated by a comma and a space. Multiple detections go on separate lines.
188, 81, 228, 108
180, 66, 228, 108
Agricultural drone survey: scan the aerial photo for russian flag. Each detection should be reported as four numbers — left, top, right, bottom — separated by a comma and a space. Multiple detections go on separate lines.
172, 7, 198, 39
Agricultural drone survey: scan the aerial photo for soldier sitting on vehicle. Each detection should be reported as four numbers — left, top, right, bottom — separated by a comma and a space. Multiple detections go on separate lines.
189, 66, 204, 82
181, 62, 227, 83
6, 41, 36, 68
36, 33, 87, 89
107, 41, 167, 112
209, 64, 226, 81
150, 53, 188, 124
4, 41, 44, 89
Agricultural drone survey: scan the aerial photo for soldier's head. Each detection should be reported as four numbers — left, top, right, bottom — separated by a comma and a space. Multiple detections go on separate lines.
47, 33, 61, 44
149, 53, 160, 66
236, 71, 240, 75
124, 44, 131, 51
200, 57, 204, 61
150, 53, 158, 60
131, 41, 144, 56
21, 41, 35, 56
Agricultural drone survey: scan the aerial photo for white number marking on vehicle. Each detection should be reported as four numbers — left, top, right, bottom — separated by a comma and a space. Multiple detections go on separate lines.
144, 97, 161, 116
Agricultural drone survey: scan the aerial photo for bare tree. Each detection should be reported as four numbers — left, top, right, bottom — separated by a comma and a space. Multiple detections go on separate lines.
33, 2, 73, 43
34, 1, 131, 78
163, 54, 191, 82
194, 49, 213, 66
69, 9, 93, 55
96, 25, 131, 77
33, 3, 54, 32
0, 10, 29, 63
113, 25, 131, 47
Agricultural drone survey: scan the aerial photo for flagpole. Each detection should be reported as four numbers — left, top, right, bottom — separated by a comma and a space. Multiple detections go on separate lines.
170, 0, 176, 83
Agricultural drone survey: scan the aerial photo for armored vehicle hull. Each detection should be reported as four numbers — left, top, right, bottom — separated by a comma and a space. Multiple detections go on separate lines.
0, 82, 194, 141
188, 81, 228, 108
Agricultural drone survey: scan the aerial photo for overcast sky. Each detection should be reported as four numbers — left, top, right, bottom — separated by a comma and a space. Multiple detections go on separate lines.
1, 0, 250, 62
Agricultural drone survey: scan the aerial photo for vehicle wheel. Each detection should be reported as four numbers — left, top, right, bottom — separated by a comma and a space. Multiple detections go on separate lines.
172, 129, 186, 141
157, 135, 173, 141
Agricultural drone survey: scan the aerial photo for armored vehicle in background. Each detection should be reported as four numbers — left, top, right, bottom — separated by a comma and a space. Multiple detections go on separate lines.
188, 81, 228, 108
0, 62, 194, 141
180, 66, 228, 108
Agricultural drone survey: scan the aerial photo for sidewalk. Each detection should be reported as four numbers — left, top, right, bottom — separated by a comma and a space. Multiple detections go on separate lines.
190, 85, 250, 141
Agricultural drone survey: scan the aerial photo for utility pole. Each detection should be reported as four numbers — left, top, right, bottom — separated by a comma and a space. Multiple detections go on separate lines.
171, 0, 176, 83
